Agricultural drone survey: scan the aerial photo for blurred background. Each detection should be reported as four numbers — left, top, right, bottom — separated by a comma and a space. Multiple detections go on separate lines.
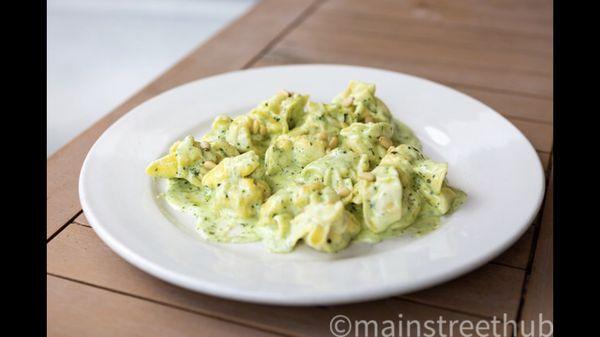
47, 0, 256, 157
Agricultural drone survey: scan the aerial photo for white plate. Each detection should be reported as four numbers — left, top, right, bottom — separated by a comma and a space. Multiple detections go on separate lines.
80, 64, 545, 305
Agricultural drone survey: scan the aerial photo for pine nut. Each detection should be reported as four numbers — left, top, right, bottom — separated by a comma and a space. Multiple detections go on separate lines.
199, 141, 211, 150
378, 136, 393, 149
203, 161, 216, 170
342, 96, 354, 107
359, 172, 375, 181
252, 119, 260, 134
305, 182, 323, 190
328, 136, 339, 149
337, 187, 351, 197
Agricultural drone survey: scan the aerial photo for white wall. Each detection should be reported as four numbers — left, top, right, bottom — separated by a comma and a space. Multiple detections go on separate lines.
47, 0, 256, 156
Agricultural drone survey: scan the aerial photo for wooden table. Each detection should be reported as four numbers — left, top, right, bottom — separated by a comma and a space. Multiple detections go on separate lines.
47, 1, 553, 335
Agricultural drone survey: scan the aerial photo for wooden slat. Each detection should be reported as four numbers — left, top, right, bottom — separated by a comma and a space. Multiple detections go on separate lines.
48, 225, 511, 336
401, 264, 524, 319
258, 48, 552, 98
264, 43, 552, 99
49, 224, 525, 321
306, 5, 552, 57
46, 0, 322, 240
520, 170, 553, 326
281, 23, 551, 75
456, 87, 552, 124
47, 275, 279, 337
255, 0, 552, 98
323, 0, 552, 38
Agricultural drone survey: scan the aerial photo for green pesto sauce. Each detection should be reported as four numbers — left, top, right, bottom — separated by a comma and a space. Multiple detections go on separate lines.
151, 81, 467, 253
165, 178, 260, 243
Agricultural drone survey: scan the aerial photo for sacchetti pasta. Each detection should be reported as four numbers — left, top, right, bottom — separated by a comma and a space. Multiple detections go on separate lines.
146, 81, 466, 253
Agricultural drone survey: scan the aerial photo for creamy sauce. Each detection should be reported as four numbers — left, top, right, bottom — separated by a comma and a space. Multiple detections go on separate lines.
147, 81, 466, 253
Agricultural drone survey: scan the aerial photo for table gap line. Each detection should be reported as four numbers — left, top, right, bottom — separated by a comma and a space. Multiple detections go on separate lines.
242, 0, 328, 70
72, 221, 90, 228
390, 297, 494, 321
48, 273, 295, 337
47, 210, 82, 243
489, 261, 527, 271
514, 151, 553, 324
